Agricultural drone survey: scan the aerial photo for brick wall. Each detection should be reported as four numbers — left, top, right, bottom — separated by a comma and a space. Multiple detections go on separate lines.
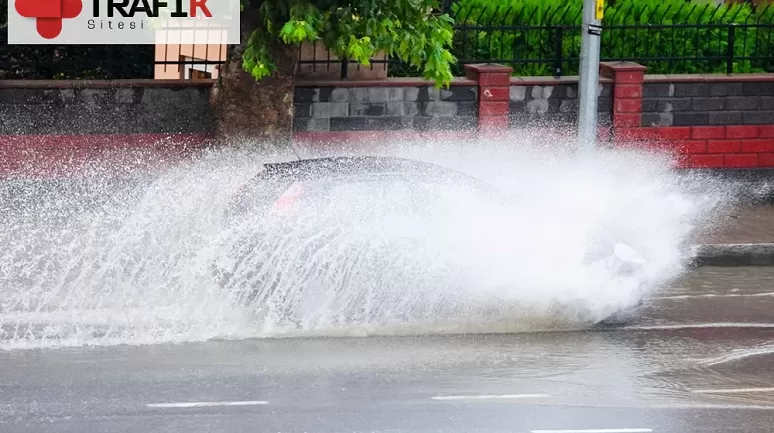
0, 80, 212, 178
2, 65, 773, 177
292, 81, 479, 132
604, 67, 774, 169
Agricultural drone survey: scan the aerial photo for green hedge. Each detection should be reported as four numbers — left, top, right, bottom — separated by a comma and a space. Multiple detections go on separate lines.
442, 0, 774, 76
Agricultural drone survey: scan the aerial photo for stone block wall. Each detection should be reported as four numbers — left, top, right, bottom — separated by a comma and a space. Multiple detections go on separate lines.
292, 78, 616, 133
641, 81, 774, 127
0, 81, 214, 135
508, 81, 613, 128
292, 82, 478, 132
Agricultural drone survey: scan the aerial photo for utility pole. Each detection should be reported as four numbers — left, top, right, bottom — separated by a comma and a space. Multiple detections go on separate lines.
577, 0, 604, 153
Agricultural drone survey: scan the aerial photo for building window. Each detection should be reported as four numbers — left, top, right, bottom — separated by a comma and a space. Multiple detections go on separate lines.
190, 69, 212, 79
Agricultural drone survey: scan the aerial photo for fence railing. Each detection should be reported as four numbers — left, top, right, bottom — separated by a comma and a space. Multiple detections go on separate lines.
1, 1, 773, 80
0, 31, 158, 79
153, 42, 229, 80
0, 26, 230, 80
445, 0, 774, 77
297, 0, 774, 79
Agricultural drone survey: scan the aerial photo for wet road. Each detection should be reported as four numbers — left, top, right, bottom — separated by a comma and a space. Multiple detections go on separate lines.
2, 267, 774, 433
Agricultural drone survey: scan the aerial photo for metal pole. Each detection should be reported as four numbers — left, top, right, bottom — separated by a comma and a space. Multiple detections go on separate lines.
577, 0, 603, 153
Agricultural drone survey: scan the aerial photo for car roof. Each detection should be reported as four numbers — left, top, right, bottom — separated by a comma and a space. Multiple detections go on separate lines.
228, 156, 518, 219
262, 156, 477, 183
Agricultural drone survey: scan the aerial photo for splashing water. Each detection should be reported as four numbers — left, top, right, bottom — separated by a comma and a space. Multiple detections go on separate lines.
0, 134, 733, 350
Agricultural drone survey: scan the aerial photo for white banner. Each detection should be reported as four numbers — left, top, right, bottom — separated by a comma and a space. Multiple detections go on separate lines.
8, 0, 241, 44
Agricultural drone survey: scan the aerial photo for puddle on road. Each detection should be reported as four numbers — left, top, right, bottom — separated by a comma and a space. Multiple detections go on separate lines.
660, 266, 774, 298
630, 266, 774, 328
591, 267, 774, 409
1, 266, 773, 412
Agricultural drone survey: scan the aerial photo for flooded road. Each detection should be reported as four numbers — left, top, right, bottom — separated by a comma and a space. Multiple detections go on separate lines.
1, 266, 774, 433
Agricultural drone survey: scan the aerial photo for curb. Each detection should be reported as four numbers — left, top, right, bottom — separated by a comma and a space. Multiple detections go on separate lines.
689, 243, 774, 266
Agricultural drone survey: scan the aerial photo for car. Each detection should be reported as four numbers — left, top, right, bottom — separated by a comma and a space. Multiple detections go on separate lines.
212, 156, 648, 329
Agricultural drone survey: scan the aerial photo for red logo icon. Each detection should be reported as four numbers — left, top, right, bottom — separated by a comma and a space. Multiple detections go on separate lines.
15, 0, 83, 39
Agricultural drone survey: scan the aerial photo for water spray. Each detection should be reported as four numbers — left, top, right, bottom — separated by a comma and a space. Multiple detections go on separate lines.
0, 135, 730, 350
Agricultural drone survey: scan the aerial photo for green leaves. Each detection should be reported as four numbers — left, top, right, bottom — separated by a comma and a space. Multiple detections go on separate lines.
346, 36, 374, 65
240, 0, 456, 87
242, 29, 276, 80
279, 3, 325, 43
327, 2, 457, 87
279, 20, 318, 43
389, 12, 456, 86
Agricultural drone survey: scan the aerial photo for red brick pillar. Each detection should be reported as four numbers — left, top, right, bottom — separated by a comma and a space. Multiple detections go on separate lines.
600, 61, 647, 138
463, 63, 513, 133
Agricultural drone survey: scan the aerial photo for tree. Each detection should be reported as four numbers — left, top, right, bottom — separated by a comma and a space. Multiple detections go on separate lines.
210, 0, 456, 143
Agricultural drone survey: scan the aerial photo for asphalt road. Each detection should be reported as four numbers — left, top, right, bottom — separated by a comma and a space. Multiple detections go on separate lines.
2, 267, 774, 433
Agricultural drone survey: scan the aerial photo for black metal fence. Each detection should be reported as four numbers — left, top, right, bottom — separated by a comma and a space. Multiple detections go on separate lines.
313, 0, 774, 79
444, 1, 774, 77
153, 40, 228, 80
0, 24, 229, 80
1, 1, 773, 80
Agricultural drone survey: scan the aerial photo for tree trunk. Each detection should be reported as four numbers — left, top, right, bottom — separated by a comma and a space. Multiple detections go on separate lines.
211, 5, 299, 146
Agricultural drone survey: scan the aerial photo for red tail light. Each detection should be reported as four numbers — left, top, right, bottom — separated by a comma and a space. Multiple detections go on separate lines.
271, 182, 303, 213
